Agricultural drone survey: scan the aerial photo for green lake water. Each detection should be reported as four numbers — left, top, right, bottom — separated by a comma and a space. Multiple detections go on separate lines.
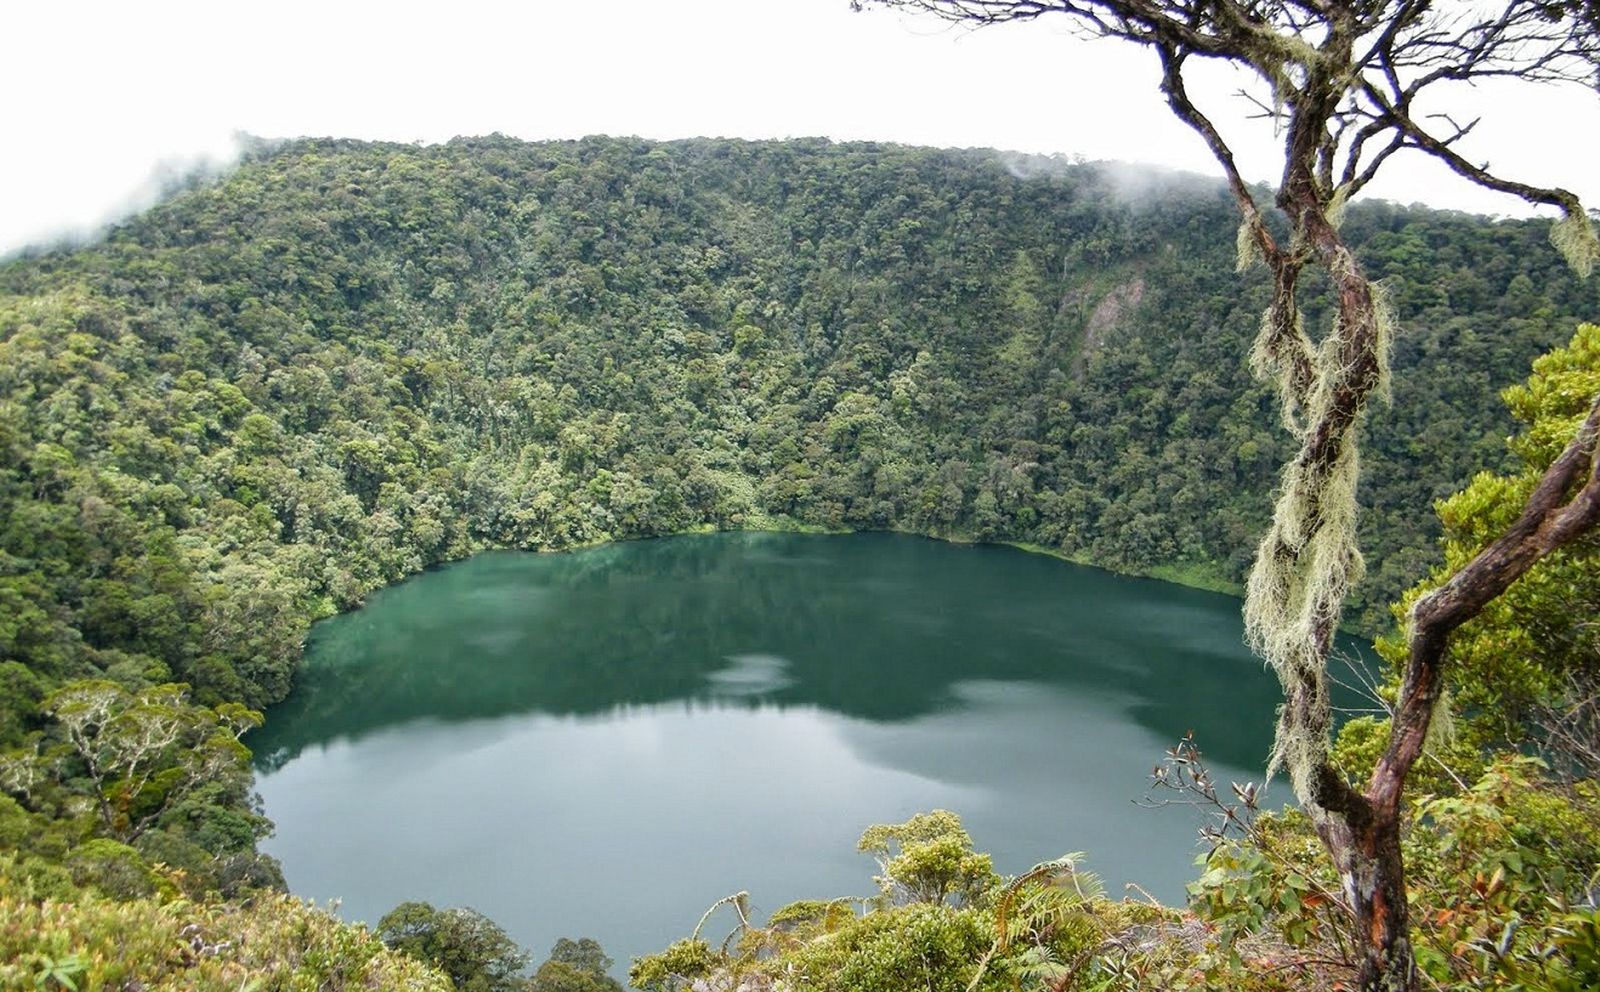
251, 532, 1370, 972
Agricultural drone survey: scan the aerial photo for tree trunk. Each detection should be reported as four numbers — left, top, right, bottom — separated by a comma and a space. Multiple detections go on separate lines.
1268, 162, 1424, 991
1306, 788, 1416, 992
1350, 392, 1600, 992
1343, 811, 1415, 992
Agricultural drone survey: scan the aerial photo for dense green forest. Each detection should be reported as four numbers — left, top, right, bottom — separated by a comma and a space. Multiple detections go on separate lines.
1, 135, 1596, 989
2, 136, 1593, 715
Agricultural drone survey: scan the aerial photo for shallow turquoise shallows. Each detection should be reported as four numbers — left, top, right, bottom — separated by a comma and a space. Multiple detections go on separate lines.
252, 532, 1368, 972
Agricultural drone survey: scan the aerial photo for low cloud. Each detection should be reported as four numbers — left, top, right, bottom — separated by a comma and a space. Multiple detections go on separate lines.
994, 148, 1228, 206
1, 132, 255, 260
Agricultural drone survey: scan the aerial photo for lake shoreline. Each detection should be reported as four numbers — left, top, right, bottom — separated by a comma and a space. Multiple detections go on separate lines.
353, 521, 1246, 610
253, 530, 1297, 969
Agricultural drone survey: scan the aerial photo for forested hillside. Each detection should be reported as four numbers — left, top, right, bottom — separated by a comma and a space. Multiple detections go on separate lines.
3, 135, 1593, 726
2, 133, 1597, 990
0, 135, 1591, 898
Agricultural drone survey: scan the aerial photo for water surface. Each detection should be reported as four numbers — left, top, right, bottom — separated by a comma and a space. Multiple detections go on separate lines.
253, 533, 1361, 970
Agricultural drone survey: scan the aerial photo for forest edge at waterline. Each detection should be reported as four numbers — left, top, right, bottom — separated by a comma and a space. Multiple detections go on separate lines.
247, 532, 1355, 976
1, 135, 1596, 992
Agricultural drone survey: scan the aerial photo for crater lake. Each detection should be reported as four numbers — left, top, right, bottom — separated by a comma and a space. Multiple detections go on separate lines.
251, 532, 1370, 972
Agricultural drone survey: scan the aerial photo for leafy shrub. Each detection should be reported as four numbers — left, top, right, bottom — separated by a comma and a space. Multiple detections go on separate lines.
856, 809, 999, 908
528, 936, 624, 992
376, 900, 531, 992
63, 837, 168, 901
782, 902, 996, 992
0, 854, 451, 991
1186, 758, 1600, 991
627, 938, 717, 992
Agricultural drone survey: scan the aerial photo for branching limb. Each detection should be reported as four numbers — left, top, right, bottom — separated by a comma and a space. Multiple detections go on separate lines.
1157, 44, 1281, 267
1370, 393, 1600, 814
1357, 79, 1585, 216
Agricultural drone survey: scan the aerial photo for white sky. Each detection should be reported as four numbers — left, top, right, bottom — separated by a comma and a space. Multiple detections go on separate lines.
4, 0, 1598, 255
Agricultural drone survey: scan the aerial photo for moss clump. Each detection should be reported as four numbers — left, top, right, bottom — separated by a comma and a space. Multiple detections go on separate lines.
1551, 209, 1599, 280
1236, 219, 1262, 272
1244, 267, 1395, 798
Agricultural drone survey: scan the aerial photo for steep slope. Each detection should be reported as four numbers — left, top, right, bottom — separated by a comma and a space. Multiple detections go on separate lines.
1, 134, 1593, 729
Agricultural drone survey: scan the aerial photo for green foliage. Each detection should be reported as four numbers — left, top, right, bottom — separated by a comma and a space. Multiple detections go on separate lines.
967, 853, 1119, 991
1185, 759, 1600, 991
2, 135, 1596, 989
0, 678, 277, 898
376, 900, 531, 992
633, 812, 1181, 992
62, 837, 169, 901
1372, 322, 1600, 772
545, 937, 614, 975
528, 960, 623, 992
779, 902, 997, 992
1, 138, 1587, 746
0, 854, 452, 991
1404, 758, 1600, 989
626, 938, 716, 992
857, 809, 999, 907
1189, 813, 1341, 955
528, 937, 623, 992
766, 897, 859, 939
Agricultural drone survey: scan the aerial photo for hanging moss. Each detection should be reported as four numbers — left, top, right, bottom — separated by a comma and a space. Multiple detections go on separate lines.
1324, 183, 1351, 230
1244, 269, 1396, 797
1370, 280, 1397, 406
1550, 209, 1599, 280
1235, 219, 1261, 273
1423, 687, 1456, 757
1249, 304, 1315, 437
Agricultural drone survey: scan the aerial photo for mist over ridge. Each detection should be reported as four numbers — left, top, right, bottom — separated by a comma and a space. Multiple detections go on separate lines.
7, 130, 1534, 261
1, 131, 1592, 720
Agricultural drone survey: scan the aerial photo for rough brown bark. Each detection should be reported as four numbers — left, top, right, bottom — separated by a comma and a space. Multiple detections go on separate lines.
1258, 238, 1600, 992
1348, 805, 1415, 992
1280, 184, 1406, 990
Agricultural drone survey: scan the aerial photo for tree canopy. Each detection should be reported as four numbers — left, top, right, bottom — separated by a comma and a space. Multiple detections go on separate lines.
376, 901, 532, 992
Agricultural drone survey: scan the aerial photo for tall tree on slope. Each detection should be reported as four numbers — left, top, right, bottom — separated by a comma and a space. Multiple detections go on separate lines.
854, 2, 1600, 989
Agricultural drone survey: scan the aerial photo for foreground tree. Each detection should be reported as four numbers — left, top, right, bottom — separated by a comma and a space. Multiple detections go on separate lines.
856, 2, 1599, 988
376, 901, 531, 992
528, 937, 624, 992
0, 680, 262, 844
858, 808, 1001, 907
1387, 324, 1600, 780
